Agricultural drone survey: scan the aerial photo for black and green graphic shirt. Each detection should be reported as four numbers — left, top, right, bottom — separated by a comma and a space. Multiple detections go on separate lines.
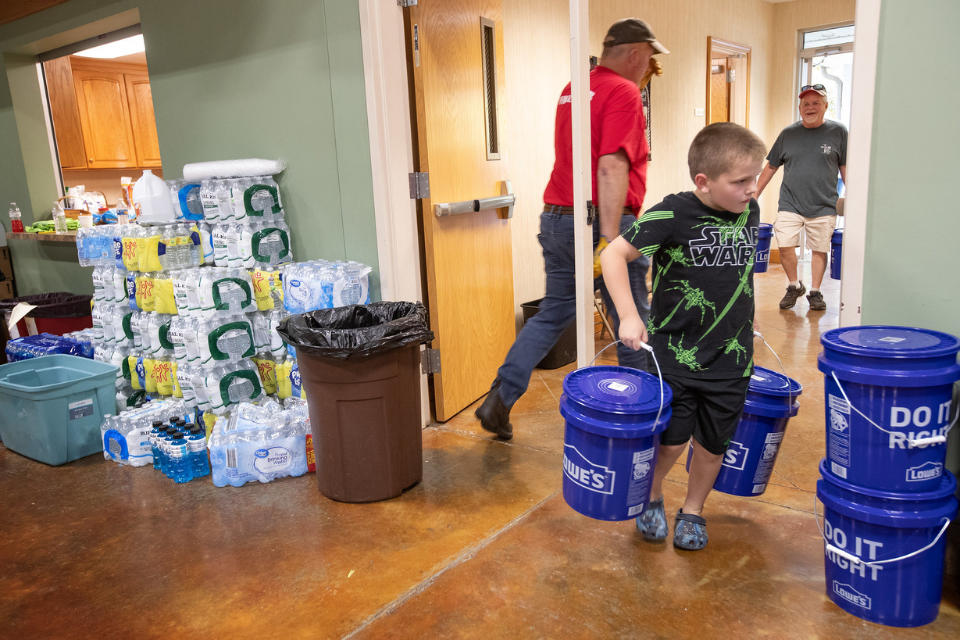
623, 191, 758, 379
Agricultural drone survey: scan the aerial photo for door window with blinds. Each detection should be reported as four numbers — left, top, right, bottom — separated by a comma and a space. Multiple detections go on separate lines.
480, 17, 500, 160
798, 24, 854, 129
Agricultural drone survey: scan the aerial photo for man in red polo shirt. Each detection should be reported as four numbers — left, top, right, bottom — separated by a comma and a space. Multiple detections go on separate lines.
477, 18, 668, 439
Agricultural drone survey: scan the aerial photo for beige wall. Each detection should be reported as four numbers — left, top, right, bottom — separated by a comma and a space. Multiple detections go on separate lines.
502, 0, 857, 316
503, 0, 571, 317
591, 0, 775, 217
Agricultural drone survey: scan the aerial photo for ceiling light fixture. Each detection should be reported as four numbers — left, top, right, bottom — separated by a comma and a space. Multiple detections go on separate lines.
73, 34, 145, 59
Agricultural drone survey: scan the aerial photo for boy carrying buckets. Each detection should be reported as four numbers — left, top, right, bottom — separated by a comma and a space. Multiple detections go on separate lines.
601, 123, 767, 550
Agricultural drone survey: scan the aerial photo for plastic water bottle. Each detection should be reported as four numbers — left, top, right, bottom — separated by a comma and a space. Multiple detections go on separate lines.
169, 433, 193, 483
53, 206, 68, 234
113, 227, 126, 269
150, 421, 165, 470
8, 203, 24, 233
200, 180, 221, 222
188, 426, 209, 477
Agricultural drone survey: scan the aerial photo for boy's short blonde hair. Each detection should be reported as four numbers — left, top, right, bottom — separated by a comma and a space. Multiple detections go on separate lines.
688, 122, 767, 181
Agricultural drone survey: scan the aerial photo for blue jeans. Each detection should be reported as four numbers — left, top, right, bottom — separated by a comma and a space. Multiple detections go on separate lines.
495, 212, 650, 407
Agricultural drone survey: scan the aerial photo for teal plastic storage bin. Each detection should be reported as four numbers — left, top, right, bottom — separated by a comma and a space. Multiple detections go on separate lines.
0, 354, 118, 465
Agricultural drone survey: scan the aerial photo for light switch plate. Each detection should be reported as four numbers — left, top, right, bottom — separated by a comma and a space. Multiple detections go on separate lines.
695, 108, 705, 117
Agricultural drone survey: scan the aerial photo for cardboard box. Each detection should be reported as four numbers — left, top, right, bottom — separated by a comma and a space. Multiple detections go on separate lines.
0, 280, 13, 300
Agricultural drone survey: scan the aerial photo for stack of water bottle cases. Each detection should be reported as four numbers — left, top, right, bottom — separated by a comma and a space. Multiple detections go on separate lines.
83, 173, 372, 486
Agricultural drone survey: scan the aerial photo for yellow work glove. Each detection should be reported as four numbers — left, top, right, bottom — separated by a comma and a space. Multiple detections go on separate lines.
639, 57, 663, 90
593, 236, 609, 279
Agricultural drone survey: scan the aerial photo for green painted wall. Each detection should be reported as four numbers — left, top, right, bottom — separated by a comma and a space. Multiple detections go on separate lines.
860, 0, 960, 478
860, 0, 960, 334
0, 0, 379, 298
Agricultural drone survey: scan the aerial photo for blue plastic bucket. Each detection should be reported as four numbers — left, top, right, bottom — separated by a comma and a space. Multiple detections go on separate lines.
560, 366, 672, 521
830, 228, 843, 280
817, 459, 957, 627
818, 326, 960, 493
754, 223, 774, 273
691, 366, 802, 496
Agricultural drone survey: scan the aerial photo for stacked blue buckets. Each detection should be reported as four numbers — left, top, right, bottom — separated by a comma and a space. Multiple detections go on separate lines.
817, 326, 960, 627
560, 366, 672, 521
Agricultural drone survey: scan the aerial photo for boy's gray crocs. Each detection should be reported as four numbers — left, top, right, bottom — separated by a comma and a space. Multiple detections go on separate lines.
674, 509, 708, 550
636, 496, 668, 541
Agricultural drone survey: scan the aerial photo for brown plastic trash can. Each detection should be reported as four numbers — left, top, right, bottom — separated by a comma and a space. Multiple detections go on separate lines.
297, 343, 423, 502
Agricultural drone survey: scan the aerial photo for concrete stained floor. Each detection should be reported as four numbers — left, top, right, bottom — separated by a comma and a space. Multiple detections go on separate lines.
1, 264, 958, 639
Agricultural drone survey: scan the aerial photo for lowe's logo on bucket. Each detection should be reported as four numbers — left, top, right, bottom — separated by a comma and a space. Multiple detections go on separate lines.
722, 442, 749, 471
906, 461, 943, 482
563, 445, 615, 494
833, 582, 871, 610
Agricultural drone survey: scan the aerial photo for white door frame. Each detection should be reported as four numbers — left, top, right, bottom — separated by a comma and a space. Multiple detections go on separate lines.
357, 0, 430, 423
358, 0, 882, 351
838, 0, 881, 327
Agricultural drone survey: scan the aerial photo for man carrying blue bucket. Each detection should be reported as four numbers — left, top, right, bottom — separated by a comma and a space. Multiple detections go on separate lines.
601, 123, 766, 550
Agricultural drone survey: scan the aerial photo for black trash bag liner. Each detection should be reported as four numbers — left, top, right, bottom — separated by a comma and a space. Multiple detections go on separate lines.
0, 293, 93, 318
278, 301, 434, 360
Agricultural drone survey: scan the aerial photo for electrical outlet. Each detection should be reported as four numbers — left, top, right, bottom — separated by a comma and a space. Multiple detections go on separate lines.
695, 108, 705, 117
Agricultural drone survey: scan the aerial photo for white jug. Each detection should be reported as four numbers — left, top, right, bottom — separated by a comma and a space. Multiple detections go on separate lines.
133, 170, 175, 223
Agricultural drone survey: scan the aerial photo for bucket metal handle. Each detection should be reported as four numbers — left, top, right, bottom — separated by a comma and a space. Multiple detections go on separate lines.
753, 331, 794, 410
589, 340, 665, 430
830, 372, 955, 447
815, 495, 951, 565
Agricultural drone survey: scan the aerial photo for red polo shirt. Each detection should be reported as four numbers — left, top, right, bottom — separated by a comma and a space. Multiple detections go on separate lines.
543, 65, 648, 214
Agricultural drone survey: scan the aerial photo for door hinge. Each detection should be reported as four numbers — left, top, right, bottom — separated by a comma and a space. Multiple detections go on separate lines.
409, 172, 430, 199
398, 0, 417, 7
421, 348, 441, 374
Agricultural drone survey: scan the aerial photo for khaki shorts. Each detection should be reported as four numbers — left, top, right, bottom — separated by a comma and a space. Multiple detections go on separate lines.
774, 211, 836, 253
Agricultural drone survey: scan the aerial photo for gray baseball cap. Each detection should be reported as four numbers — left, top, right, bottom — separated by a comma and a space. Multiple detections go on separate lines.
603, 18, 669, 55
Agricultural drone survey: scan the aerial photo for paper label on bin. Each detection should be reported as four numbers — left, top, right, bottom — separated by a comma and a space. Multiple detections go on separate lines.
69, 399, 94, 420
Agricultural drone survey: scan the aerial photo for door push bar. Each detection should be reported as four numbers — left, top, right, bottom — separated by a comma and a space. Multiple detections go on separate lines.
434, 180, 515, 218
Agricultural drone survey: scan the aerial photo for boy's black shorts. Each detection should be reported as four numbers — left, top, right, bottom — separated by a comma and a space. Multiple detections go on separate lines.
659, 374, 751, 455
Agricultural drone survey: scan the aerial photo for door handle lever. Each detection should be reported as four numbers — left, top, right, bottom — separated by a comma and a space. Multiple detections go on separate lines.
434, 180, 514, 218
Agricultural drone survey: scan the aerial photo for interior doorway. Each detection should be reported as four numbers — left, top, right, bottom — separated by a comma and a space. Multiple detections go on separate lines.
705, 37, 751, 127
39, 25, 161, 211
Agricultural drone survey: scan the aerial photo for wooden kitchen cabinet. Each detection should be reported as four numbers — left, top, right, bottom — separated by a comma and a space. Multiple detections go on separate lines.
124, 73, 162, 168
44, 57, 162, 171
43, 57, 87, 170
72, 65, 139, 169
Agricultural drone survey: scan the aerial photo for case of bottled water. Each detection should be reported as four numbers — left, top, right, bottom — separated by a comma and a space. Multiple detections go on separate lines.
208, 399, 309, 487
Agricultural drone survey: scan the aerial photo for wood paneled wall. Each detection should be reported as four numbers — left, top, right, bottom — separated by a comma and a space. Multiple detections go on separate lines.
500, 0, 856, 319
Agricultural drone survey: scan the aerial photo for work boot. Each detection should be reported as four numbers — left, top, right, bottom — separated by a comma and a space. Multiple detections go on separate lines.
475, 383, 513, 440
779, 282, 806, 309
807, 290, 826, 311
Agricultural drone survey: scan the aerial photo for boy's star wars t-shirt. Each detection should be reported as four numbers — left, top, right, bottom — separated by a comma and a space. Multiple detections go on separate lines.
623, 191, 759, 379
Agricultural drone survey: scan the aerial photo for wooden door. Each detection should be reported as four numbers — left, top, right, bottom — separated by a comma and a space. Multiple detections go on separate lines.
709, 61, 729, 124
405, 0, 516, 422
42, 57, 87, 170
72, 66, 138, 168
124, 73, 162, 168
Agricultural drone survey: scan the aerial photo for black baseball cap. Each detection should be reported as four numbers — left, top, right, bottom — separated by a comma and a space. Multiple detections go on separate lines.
603, 19, 669, 54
